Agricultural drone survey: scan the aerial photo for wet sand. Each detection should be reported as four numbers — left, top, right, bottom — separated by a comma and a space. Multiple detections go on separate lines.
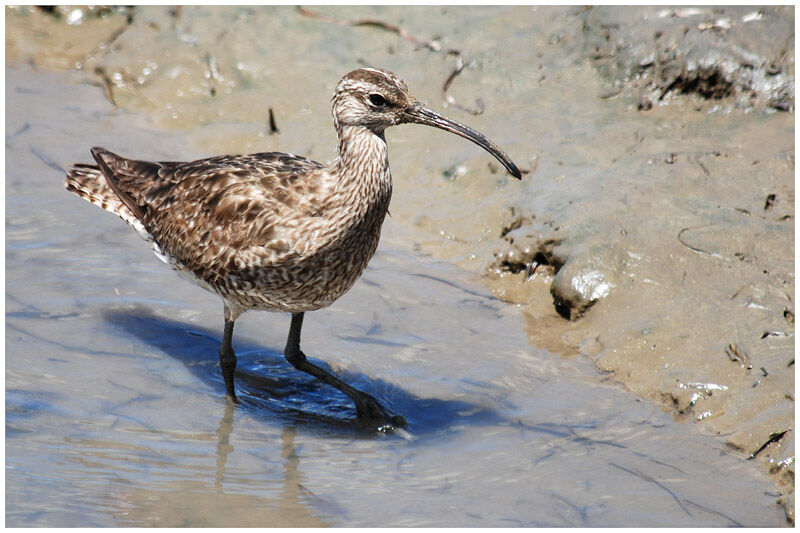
5, 5, 793, 525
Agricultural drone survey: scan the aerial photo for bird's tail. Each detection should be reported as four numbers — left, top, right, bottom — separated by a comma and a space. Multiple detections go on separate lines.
65, 161, 150, 238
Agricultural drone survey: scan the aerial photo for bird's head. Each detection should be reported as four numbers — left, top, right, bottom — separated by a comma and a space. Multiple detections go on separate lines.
332, 68, 521, 179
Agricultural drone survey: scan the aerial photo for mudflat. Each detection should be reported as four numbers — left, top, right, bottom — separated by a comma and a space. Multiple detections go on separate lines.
6, 5, 793, 525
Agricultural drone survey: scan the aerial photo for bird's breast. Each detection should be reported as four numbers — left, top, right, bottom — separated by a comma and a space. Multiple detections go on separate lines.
213, 181, 391, 312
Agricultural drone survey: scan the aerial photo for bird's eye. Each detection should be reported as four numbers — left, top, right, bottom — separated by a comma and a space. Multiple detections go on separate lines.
368, 94, 387, 107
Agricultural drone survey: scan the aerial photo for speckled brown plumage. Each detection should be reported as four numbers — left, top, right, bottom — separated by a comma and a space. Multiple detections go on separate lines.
65, 67, 520, 431
70, 149, 386, 317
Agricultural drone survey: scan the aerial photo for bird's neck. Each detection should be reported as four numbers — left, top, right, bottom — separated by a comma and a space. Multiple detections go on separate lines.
333, 124, 393, 211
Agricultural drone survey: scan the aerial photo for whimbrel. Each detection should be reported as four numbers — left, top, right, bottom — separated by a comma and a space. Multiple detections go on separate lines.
65, 68, 521, 431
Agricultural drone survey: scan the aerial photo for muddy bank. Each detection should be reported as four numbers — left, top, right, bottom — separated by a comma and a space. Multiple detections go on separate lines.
585, 6, 794, 112
6, 5, 793, 523
490, 6, 795, 520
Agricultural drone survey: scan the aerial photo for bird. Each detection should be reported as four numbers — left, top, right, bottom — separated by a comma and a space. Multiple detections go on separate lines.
65, 67, 521, 431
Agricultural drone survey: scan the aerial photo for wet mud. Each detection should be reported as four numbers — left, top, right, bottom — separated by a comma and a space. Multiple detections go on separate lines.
585, 6, 794, 112
487, 6, 795, 521
5, 5, 793, 525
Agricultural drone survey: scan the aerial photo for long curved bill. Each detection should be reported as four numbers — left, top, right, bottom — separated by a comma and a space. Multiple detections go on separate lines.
402, 104, 522, 179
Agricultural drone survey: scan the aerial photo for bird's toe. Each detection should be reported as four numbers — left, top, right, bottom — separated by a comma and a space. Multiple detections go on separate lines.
355, 395, 407, 432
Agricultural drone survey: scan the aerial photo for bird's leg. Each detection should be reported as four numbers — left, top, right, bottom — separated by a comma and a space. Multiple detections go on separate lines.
284, 312, 407, 430
219, 319, 239, 404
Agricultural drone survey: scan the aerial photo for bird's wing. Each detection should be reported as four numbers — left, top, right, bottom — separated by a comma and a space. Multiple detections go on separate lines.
133, 152, 330, 276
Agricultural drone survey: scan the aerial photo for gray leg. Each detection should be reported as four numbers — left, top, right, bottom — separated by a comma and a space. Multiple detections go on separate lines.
219, 319, 239, 403
284, 312, 406, 429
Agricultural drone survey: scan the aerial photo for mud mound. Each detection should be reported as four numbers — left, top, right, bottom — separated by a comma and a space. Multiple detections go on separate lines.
583, 6, 794, 111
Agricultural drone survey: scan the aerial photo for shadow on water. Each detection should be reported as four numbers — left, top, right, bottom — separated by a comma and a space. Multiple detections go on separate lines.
101, 305, 501, 437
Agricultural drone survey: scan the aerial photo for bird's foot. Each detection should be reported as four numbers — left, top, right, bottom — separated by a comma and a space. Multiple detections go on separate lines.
354, 394, 407, 432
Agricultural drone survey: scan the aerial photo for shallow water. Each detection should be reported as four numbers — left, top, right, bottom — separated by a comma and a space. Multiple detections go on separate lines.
5, 64, 786, 526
